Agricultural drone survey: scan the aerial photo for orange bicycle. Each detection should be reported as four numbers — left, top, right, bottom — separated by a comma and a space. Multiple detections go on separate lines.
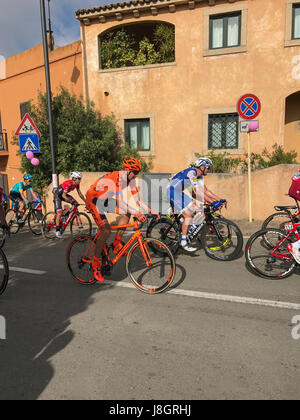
66, 216, 176, 294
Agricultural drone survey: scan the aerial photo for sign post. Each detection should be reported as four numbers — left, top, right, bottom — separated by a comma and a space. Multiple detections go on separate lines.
237, 94, 261, 222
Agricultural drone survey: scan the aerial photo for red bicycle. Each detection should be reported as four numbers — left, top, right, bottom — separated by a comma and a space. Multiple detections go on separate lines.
245, 205, 300, 279
42, 203, 92, 239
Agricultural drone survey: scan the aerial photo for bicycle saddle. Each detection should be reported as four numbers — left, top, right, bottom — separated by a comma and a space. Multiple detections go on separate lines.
274, 205, 297, 211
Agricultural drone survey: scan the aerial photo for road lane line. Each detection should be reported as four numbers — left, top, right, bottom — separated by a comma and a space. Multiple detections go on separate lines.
8, 266, 47, 275
107, 281, 300, 310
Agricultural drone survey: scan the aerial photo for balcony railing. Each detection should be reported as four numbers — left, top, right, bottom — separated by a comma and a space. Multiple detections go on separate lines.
0, 132, 8, 152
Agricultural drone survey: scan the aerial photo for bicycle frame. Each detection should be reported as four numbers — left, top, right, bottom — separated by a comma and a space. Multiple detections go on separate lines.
268, 211, 300, 261
81, 221, 152, 267
47, 205, 84, 231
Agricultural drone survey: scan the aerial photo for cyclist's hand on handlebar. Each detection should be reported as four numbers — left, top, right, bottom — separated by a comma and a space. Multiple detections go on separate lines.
136, 212, 147, 223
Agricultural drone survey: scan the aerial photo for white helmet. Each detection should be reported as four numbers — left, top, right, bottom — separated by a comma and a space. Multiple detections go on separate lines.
192, 157, 213, 169
71, 171, 82, 179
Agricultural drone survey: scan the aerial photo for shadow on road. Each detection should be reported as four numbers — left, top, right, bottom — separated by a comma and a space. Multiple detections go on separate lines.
0, 233, 105, 400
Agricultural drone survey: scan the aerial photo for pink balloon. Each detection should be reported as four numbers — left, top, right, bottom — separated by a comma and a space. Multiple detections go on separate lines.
248, 121, 259, 132
26, 151, 34, 159
31, 158, 40, 166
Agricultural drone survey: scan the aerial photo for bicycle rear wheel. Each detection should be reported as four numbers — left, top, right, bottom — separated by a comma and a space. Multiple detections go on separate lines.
146, 216, 181, 255
245, 228, 296, 279
0, 227, 6, 248
28, 209, 43, 235
200, 218, 243, 261
41, 211, 57, 239
5, 209, 20, 234
66, 235, 96, 285
126, 238, 176, 294
0, 248, 9, 295
70, 212, 92, 236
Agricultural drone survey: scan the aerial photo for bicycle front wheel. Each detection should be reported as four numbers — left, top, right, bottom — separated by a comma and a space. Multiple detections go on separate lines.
28, 209, 43, 235
126, 238, 176, 294
70, 212, 92, 236
200, 218, 243, 261
245, 228, 296, 279
0, 248, 9, 295
66, 235, 96, 285
41, 212, 57, 239
6, 209, 20, 234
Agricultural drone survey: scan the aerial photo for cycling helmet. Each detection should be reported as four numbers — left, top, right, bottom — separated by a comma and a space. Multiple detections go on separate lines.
23, 174, 33, 180
192, 157, 213, 169
122, 156, 142, 172
71, 171, 82, 179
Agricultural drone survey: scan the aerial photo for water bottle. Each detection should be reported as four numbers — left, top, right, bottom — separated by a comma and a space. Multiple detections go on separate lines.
188, 223, 198, 234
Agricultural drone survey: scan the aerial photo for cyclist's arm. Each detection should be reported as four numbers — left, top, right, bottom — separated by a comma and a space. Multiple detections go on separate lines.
203, 185, 222, 204
77, 188, 86, 202
62, 191, 75, 204
31, 190, 40, 201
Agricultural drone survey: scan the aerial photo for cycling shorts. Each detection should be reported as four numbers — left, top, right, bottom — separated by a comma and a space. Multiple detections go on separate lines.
53, 191, 74, 213
9, 191, 23, 204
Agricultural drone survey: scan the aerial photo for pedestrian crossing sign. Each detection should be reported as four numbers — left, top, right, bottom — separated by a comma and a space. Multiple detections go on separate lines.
19, 134, 40, 153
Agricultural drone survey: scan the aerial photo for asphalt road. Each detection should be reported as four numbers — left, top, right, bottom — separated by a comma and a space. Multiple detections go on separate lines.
0, 227, 299, 400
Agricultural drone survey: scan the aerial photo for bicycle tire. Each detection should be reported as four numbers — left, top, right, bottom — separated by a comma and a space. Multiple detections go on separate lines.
200, 218, 243, 261
245, 228, 296, 279
126, 237, 176, 294
0, 248, 9, 295
146, 216, 181, 255
262, 212, 296, 232
5, 209, 20, 234
66, 234, 96, 285
41, 211, 57, 239
28, 209, 43, 235
0, 228, 6, 248
70, 212, 92, 236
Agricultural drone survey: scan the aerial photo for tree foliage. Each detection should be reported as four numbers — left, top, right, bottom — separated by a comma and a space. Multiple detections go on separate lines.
13, 87, 151, 192
100, 23, 175, 69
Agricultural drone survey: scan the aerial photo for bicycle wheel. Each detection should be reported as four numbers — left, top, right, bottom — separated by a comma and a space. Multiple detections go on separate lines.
66, 234, 96, 285
0, 248, 9, 295
5, 209, 20, 234
70, 212, 92, 236
126, 238, 176, 294
41, 211, 57, 239
28, 209, 43, 235
0, 227, 6, 248
245, 228, 296, 279
262, 212, 296, 233
146, 216, 181, 255
200, 218, 243, 261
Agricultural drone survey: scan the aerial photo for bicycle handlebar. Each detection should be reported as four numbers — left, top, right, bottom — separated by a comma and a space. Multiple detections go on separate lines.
133, 214, 158, 230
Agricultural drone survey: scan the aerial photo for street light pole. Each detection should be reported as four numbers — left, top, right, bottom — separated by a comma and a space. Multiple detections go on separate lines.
40, 0, 58, 190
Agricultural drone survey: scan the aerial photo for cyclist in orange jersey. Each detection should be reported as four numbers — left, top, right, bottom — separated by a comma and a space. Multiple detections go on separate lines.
85, 156, 160, 282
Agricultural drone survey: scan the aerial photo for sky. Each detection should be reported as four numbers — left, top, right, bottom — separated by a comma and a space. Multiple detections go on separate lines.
0, 0, 119, 59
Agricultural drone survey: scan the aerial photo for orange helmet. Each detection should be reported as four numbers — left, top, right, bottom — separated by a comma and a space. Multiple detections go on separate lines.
122, 156, 142, 172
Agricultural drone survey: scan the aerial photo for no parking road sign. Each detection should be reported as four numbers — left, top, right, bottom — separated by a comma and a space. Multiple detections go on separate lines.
237, 93, 261, 120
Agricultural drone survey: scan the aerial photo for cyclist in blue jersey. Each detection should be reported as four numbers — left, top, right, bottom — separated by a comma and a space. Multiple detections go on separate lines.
167, 157, 226, 252
9, 174, 41, 223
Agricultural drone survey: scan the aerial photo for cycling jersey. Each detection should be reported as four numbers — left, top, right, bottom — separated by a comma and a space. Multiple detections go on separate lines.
86, 171, 139, 227
57, 180, 79, 195
169, 168, 202, 191
10, 182, 33, 194
167, 168, 203, 212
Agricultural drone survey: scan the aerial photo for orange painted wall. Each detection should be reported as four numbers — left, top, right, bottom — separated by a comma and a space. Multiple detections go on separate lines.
81, 0, 300, 173
0, 41, 82, 192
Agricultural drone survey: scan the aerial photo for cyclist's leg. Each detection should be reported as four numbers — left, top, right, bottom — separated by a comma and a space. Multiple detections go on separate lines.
9, 192, 24, 220
53, 193, 63, 236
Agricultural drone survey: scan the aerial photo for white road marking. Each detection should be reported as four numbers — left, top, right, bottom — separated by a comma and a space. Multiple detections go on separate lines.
106, 280, 300, 310
8, 266, 47, 275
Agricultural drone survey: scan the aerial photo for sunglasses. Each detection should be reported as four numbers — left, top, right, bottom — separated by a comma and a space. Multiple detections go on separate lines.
26, 180, 32, 182
131, 170, 140, 175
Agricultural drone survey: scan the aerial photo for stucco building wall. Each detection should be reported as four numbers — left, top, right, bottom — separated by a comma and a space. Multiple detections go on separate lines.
78, 0, 300, 172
